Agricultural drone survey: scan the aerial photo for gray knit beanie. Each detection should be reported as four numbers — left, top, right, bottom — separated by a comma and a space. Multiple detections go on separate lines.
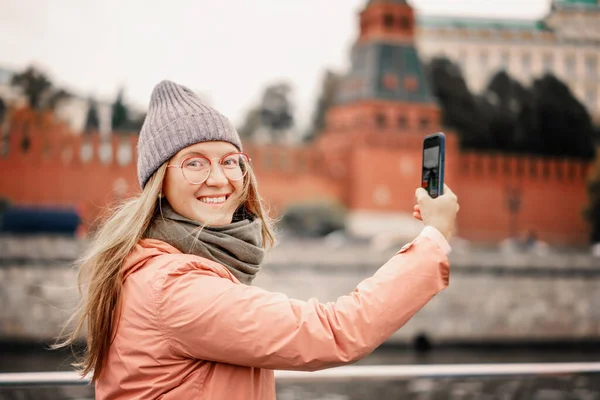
137, 80, 243, 189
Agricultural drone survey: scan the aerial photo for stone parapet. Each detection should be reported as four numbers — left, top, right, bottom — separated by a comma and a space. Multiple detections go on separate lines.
1, 236, 599, 343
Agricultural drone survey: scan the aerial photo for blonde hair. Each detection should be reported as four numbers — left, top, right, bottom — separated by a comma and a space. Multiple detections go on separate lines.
54, 161, 275, 382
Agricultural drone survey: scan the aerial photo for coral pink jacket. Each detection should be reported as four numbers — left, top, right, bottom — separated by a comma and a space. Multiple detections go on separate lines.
96, 229, 450, 399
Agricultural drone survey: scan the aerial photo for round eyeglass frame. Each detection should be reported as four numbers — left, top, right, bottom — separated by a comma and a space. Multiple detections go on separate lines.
167, 152, 251, 185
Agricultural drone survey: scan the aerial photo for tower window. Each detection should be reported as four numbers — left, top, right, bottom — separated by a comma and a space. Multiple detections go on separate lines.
586, 88, 597, 109
404, 76, 418, 92
398, 116, 407, 128
543, 53, 553, 73
400, 16, 411, 30
384, 14, 394, 29
564, 54, 576, 75
501, 51, 510, 70
522, 52, 532, 74
383, 73, 399, 90
361, 20, 369, 32
480, 51, 489, 68
586, 55, 597, 78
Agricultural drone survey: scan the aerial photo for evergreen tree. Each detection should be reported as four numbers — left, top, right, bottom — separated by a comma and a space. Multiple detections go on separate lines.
426, 57, 490, 150
0, 98, 6, 124
426, 57, 595, 160
306, 70, 342, 142
529, 74, 595, 159
259, 83, 294, 132
237, 82, 296, 144
111, 88, 129, 132
10, 66, 52, 110
84, 97, 100, 133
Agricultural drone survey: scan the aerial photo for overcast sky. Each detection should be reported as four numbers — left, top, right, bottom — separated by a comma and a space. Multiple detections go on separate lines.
0, 0, 551, 130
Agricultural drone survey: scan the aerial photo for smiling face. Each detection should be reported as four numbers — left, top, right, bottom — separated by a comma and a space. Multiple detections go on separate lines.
163, 141, 245, 226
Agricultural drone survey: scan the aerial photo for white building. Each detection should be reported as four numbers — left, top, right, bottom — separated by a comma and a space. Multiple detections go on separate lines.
54, 96, 113, 136
415, 0, 600, 121
0, 67, 26, 108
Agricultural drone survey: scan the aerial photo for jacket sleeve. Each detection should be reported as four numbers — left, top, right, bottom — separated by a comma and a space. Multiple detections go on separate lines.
156, 233, 449, 371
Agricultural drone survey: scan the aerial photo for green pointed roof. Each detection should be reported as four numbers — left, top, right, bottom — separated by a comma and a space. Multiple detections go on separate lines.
335, 42, 435, 105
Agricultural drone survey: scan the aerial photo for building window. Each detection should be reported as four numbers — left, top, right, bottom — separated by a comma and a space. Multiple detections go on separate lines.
404, 76, 418, 92
565, 54, 576, 75
297, 154, 307, 172
500, 51, 510, 70
457, 50, 467, 72
361, 20, 369, 33
400, 16, 411, 30
480, 51, 489, 68
542, 162, 550, 178
262, 152, 273, 170
522, 52, 531, 75
567, 163, 576, 181
376, 114, 387, 128
384, 14, 394, 29
542, 53, 554, 73
529, 160, 537, 178
489, 157, 497, 174
585, 55, 597, 78
398, 116, 407, 129
516, 159, 524, 177
586, 88, 597, 109
503, 158, 511, 174
355, 114, 365, 127
279, 152, 291, 171
420, 117, 430, 130
21, 135, 31, 153
383, 73, 399, 90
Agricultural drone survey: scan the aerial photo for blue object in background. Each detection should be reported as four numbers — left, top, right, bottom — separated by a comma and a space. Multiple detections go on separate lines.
0, 207, 81, 235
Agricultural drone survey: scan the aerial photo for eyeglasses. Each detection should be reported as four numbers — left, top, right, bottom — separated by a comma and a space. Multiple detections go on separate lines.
167, 152, 251, 185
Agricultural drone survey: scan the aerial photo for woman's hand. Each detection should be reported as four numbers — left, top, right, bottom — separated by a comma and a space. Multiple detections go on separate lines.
414, 185, 459, 241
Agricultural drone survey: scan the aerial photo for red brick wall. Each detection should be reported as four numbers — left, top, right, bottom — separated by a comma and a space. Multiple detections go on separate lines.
455, 152, 590, 245
359, 2, 416, 44
243, 145, 346, 214
0, 114, 592, 245
0, 122, 139, 228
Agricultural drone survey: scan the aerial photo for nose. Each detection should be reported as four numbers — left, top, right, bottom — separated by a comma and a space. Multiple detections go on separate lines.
204, 163, 229, 187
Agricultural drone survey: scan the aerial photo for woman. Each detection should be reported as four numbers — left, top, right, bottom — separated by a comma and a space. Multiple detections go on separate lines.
57, 80, 459, 399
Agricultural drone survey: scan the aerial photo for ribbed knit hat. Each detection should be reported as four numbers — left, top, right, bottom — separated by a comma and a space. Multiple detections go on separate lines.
137, 80, 243, 189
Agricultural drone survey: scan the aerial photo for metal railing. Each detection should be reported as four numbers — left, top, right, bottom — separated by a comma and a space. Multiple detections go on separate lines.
1, 362, 600, 387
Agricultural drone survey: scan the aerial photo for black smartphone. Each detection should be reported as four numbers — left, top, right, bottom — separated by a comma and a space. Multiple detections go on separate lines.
421, 132, 445, 198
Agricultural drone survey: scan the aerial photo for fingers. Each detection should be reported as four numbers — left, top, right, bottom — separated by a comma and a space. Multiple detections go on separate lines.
415, 187, 430, 203
413, 205, 423, 221
443, 184, 457, 200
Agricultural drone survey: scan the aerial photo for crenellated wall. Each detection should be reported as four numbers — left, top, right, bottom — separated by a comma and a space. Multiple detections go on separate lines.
0, 122, 140, 228
454, 152, 591, 245
0, 112, 593, 245
0, 123, 347, 228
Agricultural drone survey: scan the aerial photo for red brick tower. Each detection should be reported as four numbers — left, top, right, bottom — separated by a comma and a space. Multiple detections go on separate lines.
316, 0, 451, 237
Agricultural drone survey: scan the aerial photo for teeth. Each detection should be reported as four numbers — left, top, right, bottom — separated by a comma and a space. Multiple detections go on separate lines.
200, 196, 226, 204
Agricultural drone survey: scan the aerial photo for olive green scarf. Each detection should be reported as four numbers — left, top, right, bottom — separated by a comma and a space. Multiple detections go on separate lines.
145, 202, 264, 285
